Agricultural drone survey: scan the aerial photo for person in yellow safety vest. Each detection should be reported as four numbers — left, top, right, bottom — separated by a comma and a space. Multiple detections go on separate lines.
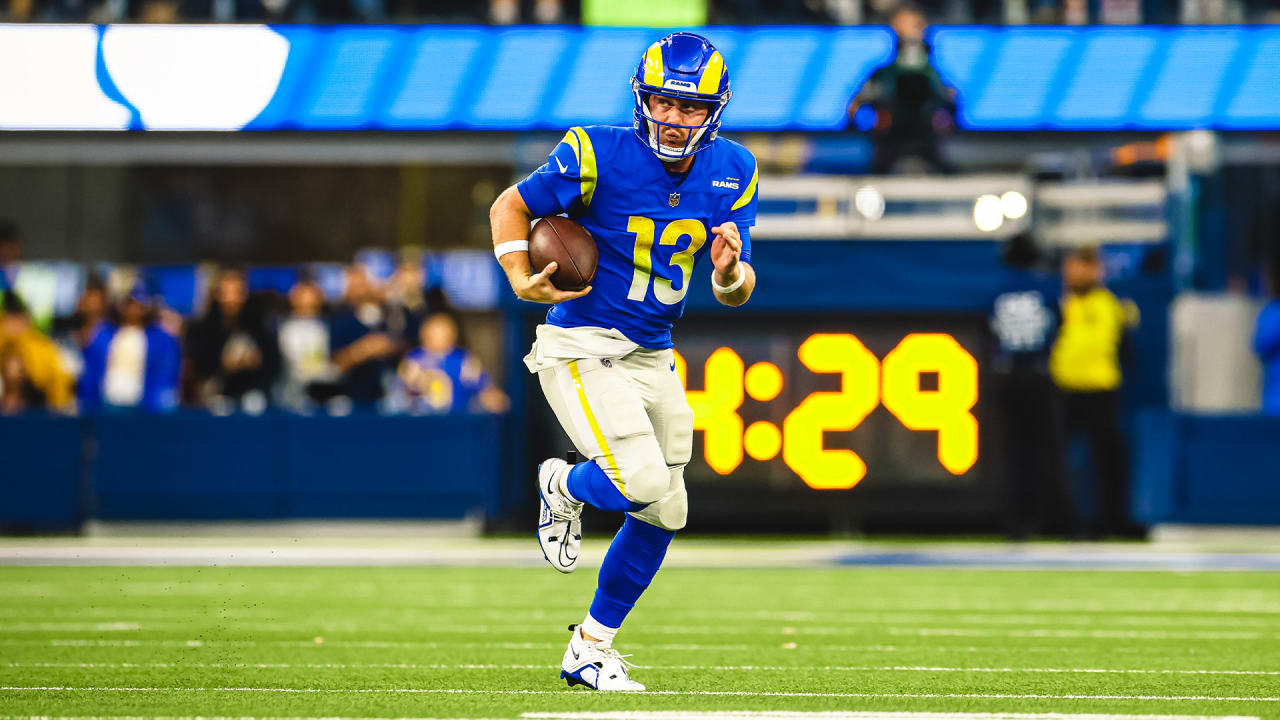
1050, 246, 1145, 539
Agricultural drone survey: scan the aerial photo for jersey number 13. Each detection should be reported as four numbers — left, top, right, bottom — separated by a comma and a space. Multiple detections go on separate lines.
625, 216, 706, 306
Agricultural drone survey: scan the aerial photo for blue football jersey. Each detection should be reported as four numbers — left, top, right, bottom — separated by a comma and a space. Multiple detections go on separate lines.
517, 125, 757, 349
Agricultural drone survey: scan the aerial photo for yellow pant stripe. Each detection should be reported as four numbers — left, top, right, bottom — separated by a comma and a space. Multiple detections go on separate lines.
568, 360, 623, 492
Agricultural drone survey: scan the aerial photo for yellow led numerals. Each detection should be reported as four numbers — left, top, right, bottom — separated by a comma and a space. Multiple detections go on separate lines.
674, 348, 744, 475
881, 333, 979, 475
781, 334, 881, 489
626, 216, 706, 305
676, 332, 981, 488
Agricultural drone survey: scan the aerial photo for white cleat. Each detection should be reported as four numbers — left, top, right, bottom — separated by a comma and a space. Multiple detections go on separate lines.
536, 458, 584, 574
560, 624, 646, 691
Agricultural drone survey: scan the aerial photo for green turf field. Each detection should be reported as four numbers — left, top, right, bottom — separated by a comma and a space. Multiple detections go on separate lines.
1, 565, 1278, 719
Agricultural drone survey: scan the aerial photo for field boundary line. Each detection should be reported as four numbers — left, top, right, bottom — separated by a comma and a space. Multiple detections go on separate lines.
1, 687, 1278, 702
5, 662, 1278, 676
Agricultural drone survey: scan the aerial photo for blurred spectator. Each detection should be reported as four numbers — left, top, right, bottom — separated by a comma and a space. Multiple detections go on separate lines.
850, 4, 955, 174
490, 0, 555, 23
277, 276, 339, 410
0, 220, 20, 291
1255, 284, 1280, 417
78, 285, 181, 414
68, 277, 109, 350
185, 266, 280, 413
1050, 247, 1143, 539
330, 264, 403, 410
0, 290, 73, 414
395, 311, 509, 415
384, 252, 449, 346
989, 233, 1072, 540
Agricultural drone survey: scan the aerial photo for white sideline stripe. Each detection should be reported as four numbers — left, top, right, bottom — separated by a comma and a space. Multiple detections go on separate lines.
0, 687, 1277, 702
4, 587, 1278, 614
6, 662, 1278, 676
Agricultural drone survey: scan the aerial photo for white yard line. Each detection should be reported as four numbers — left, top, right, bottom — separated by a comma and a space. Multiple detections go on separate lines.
7, 621, 1272, 639
520, 714, 1263, 720
0, 638, 1217, 654
0, 715, 1260, 720
0, 687, 1277, 702
5, 662, 1278, 677
888, 629, 1272, 640
3, 608, 1278, 629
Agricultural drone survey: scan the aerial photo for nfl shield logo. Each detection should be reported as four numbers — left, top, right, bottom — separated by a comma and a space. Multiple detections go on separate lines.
668, 192, 680, 207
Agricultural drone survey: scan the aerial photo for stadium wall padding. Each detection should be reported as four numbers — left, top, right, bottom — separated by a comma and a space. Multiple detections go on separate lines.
4, 24, 1278, 132
4, 411, 1279, 531
0, 413, 502, 532
1133, 412, 1280, 526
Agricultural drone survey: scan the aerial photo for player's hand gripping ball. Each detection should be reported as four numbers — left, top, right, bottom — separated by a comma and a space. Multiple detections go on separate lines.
529, 216, 598, 292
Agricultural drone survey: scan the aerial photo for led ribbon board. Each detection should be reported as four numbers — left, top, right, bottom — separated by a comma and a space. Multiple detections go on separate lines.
930, 26, 1280, 130
0, 25, 893, 131
5, 25, 1273, 132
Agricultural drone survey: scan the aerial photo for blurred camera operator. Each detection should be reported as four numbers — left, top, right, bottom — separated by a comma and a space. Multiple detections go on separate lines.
849, 4, 955, 175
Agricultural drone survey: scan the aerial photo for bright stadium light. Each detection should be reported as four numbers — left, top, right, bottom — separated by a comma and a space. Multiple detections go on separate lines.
854, 186, 885, 221
1001, 191, 1028, 219
974, 194, 1004, 232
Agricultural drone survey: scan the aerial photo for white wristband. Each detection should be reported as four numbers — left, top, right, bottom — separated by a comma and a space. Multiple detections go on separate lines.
494, 240, 530, 260
712, 265, 745, 294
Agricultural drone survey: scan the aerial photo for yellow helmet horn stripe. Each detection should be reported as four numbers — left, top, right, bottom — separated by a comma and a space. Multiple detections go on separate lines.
643, 42, 665, 87
696, 51, 725, 94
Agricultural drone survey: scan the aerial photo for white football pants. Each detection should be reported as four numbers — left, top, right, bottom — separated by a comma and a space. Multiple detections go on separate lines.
526, 325, 693, 531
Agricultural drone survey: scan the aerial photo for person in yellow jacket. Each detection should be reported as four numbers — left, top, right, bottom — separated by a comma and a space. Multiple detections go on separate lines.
1050, 247, 1143, 539
0, 290, 73, 414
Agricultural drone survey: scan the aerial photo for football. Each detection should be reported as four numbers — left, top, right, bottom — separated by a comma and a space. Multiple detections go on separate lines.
529, 215, 598, 292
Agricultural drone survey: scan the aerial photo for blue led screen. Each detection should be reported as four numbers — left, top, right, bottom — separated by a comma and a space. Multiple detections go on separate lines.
2, 24, 1277, 132
930, 26, 1280, 130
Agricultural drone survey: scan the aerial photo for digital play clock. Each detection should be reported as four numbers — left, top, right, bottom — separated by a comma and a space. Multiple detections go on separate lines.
671, 315, 989, 492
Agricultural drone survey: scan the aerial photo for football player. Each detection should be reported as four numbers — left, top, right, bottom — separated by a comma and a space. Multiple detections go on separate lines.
489, 32, 757, 691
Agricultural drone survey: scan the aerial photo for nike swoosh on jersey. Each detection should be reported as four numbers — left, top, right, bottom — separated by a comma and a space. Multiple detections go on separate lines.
556, 157, 569, 174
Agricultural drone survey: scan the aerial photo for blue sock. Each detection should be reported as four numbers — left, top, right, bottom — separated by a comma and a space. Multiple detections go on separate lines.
588, 516, 675, 629
566, 460, 646, 513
